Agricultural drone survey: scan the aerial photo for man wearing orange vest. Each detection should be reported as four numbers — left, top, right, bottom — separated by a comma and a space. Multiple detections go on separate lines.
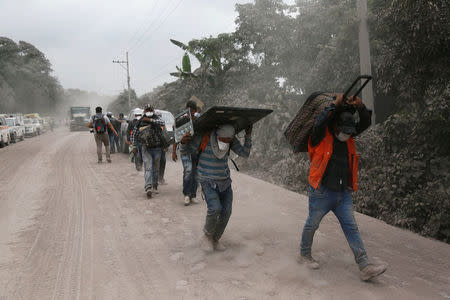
298, 94, 388, 281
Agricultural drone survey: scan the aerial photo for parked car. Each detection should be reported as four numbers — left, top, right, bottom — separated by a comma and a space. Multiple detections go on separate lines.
0, 115, 11, 147
23, 118, 38, 137
6, 117, 25, 142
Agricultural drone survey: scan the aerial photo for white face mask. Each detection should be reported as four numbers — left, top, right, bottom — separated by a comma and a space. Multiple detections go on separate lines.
336, 132, 351, 142
217, 140, 230, 151
145, 112, 153, 117
194, 112, 200, 118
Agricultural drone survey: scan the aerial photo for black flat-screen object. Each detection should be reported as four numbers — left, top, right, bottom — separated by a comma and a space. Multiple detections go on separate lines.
174, 109, 194, 143
193, 106, 273, 134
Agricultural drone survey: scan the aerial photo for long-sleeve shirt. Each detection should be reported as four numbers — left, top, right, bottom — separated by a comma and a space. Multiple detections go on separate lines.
180, 131, 251, 183
131, 115, 165, 146
311, 103, 371, 191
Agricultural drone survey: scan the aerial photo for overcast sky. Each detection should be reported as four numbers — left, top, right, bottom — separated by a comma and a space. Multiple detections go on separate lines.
0, 0, 292, 96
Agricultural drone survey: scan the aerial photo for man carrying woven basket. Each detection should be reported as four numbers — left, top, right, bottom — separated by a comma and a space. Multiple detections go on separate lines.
298, 94, 388, 281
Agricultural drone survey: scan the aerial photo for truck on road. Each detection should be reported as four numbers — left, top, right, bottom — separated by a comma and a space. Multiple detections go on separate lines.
69, 107, 90, 131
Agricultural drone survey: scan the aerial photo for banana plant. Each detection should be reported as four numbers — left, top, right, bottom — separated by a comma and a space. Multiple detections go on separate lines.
170, 52, 197, 79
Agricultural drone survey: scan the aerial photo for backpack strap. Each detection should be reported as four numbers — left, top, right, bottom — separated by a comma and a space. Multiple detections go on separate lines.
199, 131, 211, 154
194, 131, 211, 167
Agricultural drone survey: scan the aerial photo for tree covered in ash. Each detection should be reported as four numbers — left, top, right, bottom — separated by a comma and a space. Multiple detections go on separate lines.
0, 37, 64, 114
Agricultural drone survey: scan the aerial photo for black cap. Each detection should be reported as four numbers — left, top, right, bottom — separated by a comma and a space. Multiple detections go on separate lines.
337, 112, 356, 135
143, 104, 154, 112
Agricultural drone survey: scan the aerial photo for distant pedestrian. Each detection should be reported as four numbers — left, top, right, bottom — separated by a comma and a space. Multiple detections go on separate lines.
131, 104, 165, 198
127, 108, 143, 171
88, 106, 118, 163
180, 124, 253, 251
107, 112, 121, 153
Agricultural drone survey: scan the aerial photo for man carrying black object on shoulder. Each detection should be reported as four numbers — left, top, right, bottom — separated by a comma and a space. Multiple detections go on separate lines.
131, 104, 165, 198
180, 124, 252, 252
298, 94, 388, 281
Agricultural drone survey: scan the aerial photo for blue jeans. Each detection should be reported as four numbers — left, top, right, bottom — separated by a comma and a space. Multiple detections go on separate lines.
181, 154, 198, 198
135, 142, 143, 170
109, 133, 116, 153
142, 147, 161, 190
201, 180, 233, 241
300, 185, 369, 270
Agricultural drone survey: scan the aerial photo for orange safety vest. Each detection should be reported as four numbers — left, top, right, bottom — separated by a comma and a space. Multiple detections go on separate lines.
308, 128, 359, 191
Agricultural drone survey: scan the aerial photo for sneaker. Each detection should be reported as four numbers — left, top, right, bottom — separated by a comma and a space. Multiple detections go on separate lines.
201, 234, 215, 252
146, 189, 152, 198
297, 254, 320, 270
107, 159, 112, 163
152, 187, 159, 195
184, 196, 191, 206
213, 240, 226, 251
190, 197, 199, 204
359, 263, 388, 281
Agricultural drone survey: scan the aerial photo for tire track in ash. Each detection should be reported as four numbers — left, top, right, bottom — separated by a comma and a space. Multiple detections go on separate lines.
50, 132, 89, 300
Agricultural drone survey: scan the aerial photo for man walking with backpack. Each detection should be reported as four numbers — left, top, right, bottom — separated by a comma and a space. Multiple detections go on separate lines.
131, 104, 165, 198
88, 106, 118, 163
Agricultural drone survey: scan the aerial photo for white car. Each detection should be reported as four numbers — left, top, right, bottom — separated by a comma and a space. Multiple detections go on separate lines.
0, 115, 11, 147
155, 109, 175, 132
6, 117, 25, 142
23, 118, 38, 137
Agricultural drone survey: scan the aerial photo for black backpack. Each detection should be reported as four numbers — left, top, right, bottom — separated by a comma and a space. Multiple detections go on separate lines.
138, 123, 162, 148
93, 115, 107, 134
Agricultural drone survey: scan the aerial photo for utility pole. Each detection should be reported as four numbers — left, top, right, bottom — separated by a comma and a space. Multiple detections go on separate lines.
113, 51, 132, 109
357, 0, 376, 124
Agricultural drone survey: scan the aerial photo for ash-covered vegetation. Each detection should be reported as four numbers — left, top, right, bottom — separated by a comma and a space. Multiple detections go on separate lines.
0, 37, 64, 113
108, 0, 450, 241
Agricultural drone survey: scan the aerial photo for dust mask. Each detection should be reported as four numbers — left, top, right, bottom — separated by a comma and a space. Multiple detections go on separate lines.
145, 112, 153, 117
217, 140, 230, 151
336, 132, 351, 142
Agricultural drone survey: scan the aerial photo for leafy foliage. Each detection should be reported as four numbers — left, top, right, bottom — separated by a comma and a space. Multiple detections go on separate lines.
0, 37, 63, 113
150, 0, 449, 242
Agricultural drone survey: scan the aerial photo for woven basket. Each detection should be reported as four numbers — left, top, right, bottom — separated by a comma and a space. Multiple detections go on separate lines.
284, 92, 337, 153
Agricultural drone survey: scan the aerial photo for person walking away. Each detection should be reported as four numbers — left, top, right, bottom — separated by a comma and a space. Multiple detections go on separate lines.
112, 113, 122, 152
117, 113, 126, 152
172, 100, 200, 206
88, 106, 118, 163
298, 94, 388, 281
107, 112, 120, 153
131, 105, 165, 198
180, 124, 252, 251
127, 108, 144, 170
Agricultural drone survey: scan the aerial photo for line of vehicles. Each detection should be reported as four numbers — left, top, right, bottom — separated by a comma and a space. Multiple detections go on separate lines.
0, 113, 53, 148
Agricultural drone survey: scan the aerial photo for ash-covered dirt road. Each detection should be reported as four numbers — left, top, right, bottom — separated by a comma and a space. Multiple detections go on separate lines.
0, 129, 449, 300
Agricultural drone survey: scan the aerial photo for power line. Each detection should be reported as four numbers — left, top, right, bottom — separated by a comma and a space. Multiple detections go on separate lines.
125, 0, 161, 48
129, 0, 184, 52
127, 0, 177, 51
